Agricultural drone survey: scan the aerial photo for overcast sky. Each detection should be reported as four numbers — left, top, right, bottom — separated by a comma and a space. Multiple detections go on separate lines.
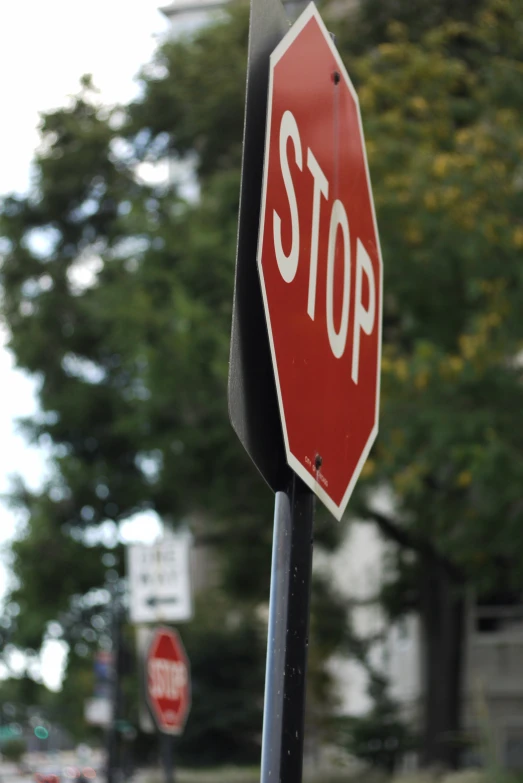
0, 0, 174, 688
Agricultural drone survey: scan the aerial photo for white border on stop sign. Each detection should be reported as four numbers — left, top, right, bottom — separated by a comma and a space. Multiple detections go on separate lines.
256, 1, 384, 521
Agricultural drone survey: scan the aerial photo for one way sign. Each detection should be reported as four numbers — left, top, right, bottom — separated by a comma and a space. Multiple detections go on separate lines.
127, 532, 193, 624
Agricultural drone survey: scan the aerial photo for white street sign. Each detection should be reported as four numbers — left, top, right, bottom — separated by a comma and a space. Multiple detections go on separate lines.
127, 532, 192, 624
84, 698, 112, 727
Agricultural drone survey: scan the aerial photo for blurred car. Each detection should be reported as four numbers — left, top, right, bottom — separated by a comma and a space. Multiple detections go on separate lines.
35, 767, 61, 783
18, 760, 32, 775
63, 766, 97, 783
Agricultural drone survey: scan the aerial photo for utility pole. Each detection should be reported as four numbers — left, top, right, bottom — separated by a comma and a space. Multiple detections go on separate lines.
106, 573, 124, 783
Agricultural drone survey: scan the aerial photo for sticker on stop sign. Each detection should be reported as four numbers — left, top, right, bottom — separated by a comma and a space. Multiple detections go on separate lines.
257, 3, 383, 520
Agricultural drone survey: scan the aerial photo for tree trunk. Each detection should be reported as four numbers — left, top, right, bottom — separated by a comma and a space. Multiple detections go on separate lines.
419, 549, 466, 769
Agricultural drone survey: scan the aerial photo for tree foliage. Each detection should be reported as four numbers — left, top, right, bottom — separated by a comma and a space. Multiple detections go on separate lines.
336, 0, 523, 764
4, 0, 523, 764
0, 11, 271, 652
1, 738, 27, 763
176, 598, 266, 766
336, 673, 417, 774
346, 0, 523, 592
0, 2, 343, 758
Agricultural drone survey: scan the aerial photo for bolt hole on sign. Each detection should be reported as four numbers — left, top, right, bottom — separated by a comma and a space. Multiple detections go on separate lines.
257, 2, 383, 520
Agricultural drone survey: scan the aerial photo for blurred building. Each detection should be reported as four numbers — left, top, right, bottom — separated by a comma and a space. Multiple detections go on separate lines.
321, 515, 523, 770
315, 508, 421, 720
464, 600, 523, 767
159, 0, 227, 38
159, 0, 359, 38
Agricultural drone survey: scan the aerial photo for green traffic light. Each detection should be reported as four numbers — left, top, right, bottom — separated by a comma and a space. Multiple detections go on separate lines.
34, 726, 49, 740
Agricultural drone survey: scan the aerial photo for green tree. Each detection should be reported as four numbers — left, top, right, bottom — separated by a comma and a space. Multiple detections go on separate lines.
331, 0, 523, 767
176, 597, 266, 766
337, 673, 417, 774
1, 738, 27, 763
0, 3, 343, 761
8, 0, 520, 769
337, 0, 488, 54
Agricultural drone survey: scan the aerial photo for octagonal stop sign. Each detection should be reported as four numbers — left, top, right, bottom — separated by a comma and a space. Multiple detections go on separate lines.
257, 3, 383, 520
146, 627, 191, 735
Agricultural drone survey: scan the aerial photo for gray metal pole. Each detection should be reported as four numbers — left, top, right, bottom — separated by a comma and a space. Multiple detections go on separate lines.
260, 491, 292, 780
261, 475, 314, 783
107, 579, 122, 783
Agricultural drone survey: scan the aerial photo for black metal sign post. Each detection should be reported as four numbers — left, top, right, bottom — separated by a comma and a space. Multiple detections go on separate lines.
228, 0, 317, 780
160, 733, 175, 783
229, 1, 383, 778
261, 477, 314, 783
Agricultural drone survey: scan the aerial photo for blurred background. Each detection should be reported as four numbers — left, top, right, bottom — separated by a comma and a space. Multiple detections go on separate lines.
1, 0, 523, 781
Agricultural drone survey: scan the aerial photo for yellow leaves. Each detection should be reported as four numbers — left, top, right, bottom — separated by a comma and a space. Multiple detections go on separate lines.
417, 342, 435, 360
409, 96, 429, 116
361, 459, 375, 479
377, 42, 404, 62
481, 312, 501, 329
513, 227, 523, 248
480, 278, 506, 295
441, 185, 462, 207
495, 108, 518, 129
387, 20, 408, 43
414, 369, 429, 389
381, 350, 410, 382
453, 280, 509, 369
459, 333, 483, 361
438, 354, 464, 380
457, 470, 472, 488
433, 154, 451, 177
455, 213, 475, 231
396, 190, 411, 205
394, 358, 409, 381
424, 192, 438, 211
480, 10, 497, 29
448, 356, 464, 374
391, 429, 405, 447
472, 133, 496, 156
358, 85, 375, 114
365, 138, 377, 158
405, 225, 423, 246
383, 345, 433, 389
433, 152, 476, 180
452, 194, 487, 231
380, 356, 393, 374
483, 222, 497, 242
484, 427, 496, 442
478, 279, 510, 326
456, 128, 473, 146
384, 173, 413, 194
393, 462, 424, 495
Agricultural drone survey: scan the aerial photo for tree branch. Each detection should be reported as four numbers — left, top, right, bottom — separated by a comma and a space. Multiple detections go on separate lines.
362, 506, 465, 584
364, 506, 421, 552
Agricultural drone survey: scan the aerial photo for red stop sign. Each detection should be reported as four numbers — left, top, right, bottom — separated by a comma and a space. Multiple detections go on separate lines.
146, 627, 191, 735
257, 5, 383, 520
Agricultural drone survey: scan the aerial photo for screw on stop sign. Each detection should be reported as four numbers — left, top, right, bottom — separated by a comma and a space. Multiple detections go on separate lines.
257, 3, 383, 520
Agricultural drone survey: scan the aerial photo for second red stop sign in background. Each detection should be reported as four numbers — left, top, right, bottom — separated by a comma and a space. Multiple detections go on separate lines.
146, 626, 191, 735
